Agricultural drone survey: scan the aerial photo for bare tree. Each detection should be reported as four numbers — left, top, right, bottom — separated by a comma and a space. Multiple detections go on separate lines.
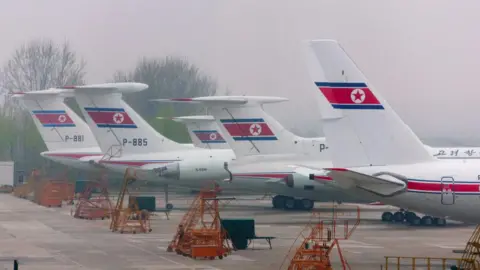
0, 38, 86, 169
1, 39, 86, 117
113, 56, 217, 119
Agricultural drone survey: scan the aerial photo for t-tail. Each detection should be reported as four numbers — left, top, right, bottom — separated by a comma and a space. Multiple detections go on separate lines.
67, 83, 192, 156
304, 39, 435, 168
158, 115, 229, 150
12, 89, 99, 151
151, 96, 322, 157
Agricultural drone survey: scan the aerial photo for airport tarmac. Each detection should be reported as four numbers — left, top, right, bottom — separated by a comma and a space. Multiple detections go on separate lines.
0, 193, 474, 270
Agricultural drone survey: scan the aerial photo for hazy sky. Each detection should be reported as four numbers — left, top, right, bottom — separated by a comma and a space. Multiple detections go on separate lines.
1, 0, 479, 143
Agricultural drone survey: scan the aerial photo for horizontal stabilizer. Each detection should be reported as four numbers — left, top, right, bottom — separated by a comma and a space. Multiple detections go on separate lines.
157, 115, 215, 123
61, 83, 148, 94
12, 89, 74, 99
325, 168, 407, 197
151, 96, 289, 107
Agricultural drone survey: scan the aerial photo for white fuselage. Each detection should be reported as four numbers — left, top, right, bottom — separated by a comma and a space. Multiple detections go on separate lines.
221, 154, 371, 203
41, 147, 103, 171
336, 159, 480, 223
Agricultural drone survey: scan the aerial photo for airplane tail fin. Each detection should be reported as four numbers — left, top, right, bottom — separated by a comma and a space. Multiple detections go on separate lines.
11, 89, 99, 151
158, 115, 230, 149
151, 96, 311, 156
305, 40, 434, 167
68, 83, 191, 155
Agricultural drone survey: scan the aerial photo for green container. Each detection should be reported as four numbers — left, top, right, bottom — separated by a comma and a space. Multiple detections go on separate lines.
75, 180, 88, 194
131, 196, 156, 211
221, 219, 256, 250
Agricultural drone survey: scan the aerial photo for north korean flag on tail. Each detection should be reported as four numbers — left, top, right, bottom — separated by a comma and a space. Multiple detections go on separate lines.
192, 130, 226, 143
84, 107, 137, 129
316, 82, 384, 110
32, 110, 75, 127
220, 118, 277, 141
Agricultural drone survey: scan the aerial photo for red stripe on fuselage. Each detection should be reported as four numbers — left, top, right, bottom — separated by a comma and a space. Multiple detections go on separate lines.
44, 153, 102, 159
407, 181, 480, 193
99, 160, 172, 167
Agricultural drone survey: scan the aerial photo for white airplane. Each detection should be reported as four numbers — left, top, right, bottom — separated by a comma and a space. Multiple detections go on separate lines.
69, 83, 379, 210
157, 115, 230, 149
11, 89, 103, 170
301, 39, 480, 225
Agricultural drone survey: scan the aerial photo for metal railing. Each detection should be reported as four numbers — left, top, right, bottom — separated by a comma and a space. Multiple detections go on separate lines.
382, 256, 462, 270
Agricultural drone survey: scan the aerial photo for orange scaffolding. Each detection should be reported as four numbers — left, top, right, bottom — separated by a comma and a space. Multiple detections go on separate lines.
110, 168, 151, 234
281, 205, 360, 270
72, 173, 112, 220
167, 182, 233, 260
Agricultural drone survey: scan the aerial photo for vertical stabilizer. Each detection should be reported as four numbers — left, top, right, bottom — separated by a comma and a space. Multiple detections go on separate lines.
70, 83, 191, 155
305, 40, 434, 167
13, 89, 99, 151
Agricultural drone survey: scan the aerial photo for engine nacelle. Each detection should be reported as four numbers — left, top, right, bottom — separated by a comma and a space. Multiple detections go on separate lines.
282, 173, 326, 190
153, 163, 180, 180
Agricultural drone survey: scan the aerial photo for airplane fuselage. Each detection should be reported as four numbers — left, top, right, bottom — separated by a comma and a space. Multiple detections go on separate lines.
338, 160, 480, 223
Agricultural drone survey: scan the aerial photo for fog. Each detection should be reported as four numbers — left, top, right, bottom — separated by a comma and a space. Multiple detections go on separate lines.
1, 0, 479, 145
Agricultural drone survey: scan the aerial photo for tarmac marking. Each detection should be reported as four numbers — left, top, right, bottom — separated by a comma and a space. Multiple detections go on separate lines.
255, 225, 271, 228
427, 244, 466, 249
223, 254, 255, 261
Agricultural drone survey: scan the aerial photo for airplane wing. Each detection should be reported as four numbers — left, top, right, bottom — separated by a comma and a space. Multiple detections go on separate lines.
324, 168, 408, 197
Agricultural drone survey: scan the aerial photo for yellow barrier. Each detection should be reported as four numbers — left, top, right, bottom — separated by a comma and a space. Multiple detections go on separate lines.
383, 256, 462, 270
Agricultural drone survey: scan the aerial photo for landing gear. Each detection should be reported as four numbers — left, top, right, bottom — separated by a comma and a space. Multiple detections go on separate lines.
164, 184, 174, 210
393, 211, 405, 222
271, 195, 315, 211
381, 210, 446, 227
433, 217, 447, 226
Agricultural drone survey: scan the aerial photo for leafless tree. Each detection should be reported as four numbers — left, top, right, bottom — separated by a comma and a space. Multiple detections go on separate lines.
113, 56, 217, 119
0, 39, 86, 168
1, 39, 86, 117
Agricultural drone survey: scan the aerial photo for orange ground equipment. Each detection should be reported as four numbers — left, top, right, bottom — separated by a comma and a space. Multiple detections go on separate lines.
110, 168, 151, 234
456, 224, 480, 270
72, 176, 113, 220
33, 180, 64, 207
280, 205, 360, 270
167, 183, 233, 260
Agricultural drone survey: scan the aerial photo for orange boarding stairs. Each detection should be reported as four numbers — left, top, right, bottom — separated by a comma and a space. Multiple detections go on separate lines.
280, 205, 360, 270
167, 183, 233, 260
110, 168, 151, 234
73, 175, 113, 220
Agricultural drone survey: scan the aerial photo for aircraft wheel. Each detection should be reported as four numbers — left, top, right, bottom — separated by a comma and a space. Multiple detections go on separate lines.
272, 195, 283, 209
283, 197, 296, 210
421, 216, 433, 226
393, 211, 405, 223
434, 217, 447, 227
381, 212, 393, 222
421, 216, 434, 226
404, 211, 417, 223
300, 199, 314, 211
409, 216, 421, 226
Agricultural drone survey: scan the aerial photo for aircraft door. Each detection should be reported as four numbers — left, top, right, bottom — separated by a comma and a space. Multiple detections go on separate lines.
440, 176, 455, 205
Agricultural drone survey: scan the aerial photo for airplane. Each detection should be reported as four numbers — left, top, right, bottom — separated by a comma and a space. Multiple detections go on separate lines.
300, 39, 480, 225
11, 89, 104, 171
69, 83, 378, 210
155, 93, 480, 217
156, 115, 230, 149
